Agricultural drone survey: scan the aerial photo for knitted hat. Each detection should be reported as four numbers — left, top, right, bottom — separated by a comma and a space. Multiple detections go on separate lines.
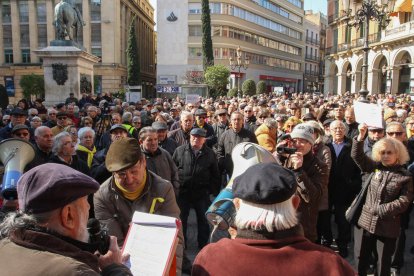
290, 123, 315, 145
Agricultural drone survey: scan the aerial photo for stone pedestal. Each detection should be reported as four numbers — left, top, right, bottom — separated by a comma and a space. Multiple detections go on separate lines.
34, 43, 100, 106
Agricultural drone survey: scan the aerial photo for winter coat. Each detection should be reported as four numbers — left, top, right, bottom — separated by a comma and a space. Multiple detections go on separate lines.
168, 128, 191, 146
192, 226, 356, 276
211, 121, 229, 150
193, 123, 217, 148
173, 143, 220, 198
90, 147, 111, 184
142, 146, 180, 196
255, 124, 277, 152
351, 138, 414, 239
94, 170, 183, 273
0, 228, 132, 276
159, 137, 178, 156
215, 128, 258, 175
314, 142, 332, 211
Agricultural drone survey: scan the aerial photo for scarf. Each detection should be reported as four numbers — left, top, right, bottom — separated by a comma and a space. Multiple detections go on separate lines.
76, 145, 96, 168
114, 170, 147, 201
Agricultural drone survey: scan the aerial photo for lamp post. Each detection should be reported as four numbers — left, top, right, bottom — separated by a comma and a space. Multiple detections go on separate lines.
342, 0, 395, 101
229, 46, 249, 98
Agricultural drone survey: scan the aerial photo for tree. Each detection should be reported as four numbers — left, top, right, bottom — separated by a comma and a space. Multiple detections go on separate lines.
19, 74, 44, 100
256, 80, 267, 95
127, 17, 141, 86
201, 0, 214, 71
242, 79, 256, 96
182, 69, 204, 84
227, 87, 238, 98
204, 65, 230, 98
0, 84, 9, 109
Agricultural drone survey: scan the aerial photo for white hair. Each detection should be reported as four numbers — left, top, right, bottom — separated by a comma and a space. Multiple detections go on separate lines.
235, 196, 298, 232
78, 127, 95, 139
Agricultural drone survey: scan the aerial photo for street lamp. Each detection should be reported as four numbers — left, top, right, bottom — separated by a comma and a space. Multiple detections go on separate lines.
229, 46, 249, 98
342, 0, 395, 101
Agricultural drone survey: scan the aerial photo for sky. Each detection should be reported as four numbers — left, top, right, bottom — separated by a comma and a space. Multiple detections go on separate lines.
304, 1, 327, 15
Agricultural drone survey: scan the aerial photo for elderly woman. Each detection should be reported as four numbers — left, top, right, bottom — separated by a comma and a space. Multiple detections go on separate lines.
352, 124, 413, 276
255, 118, 277, 152
282, 117, 302, 134
49, 131, 89, 175
76, 127, 96, 168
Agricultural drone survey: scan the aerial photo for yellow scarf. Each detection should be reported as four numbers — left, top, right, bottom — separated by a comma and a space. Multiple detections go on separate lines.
76, 145, 96, 168
114, 171, 147, 201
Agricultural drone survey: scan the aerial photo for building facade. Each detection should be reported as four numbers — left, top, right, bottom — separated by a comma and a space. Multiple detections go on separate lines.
1, 0, 156, 103
157, 0, 305, 95
325, 0, 414, 95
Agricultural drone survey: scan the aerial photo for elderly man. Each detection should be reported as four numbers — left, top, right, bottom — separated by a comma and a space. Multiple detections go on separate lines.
139, 127, 180, 196
94, 138, 183, 274
173, 128, 220, 250
364, 125, 385, 157
152, 121, 177, 156
10, 124, 31, 141
274, 123, 328, 242
25, 126, 54, 171
0, 108, 28, 141
192, 163, 355, 275
216, 111, 257, 178
51, 111, 69, 136
326, 120, 361, 257
0, 164, 132, 275
168, 111, 195, 146
193, 108, 216, 147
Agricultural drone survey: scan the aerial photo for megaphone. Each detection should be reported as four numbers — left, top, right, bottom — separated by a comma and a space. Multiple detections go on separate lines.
0, 138, 35, 200
206, 142, 277, 230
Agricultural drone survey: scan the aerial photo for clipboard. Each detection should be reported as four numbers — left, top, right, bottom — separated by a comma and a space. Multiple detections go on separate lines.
122, 211, 181, 276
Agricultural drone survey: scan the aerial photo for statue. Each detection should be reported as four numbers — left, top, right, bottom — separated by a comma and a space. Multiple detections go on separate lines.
54, 0, 85, 42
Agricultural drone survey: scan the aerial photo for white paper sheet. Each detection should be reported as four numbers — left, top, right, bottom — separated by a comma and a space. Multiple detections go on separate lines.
354, 101, 384, 128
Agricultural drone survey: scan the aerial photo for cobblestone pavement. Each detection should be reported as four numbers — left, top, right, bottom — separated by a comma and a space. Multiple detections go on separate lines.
183, 209, 414, 275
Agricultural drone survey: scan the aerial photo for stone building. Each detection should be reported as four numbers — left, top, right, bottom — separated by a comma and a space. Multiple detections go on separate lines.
157, 0, 305, 95
0, 0, 156, 103
325, 0, 414, 95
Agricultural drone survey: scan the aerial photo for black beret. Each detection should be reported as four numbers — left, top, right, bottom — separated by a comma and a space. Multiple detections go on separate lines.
322, 118, 334, 126
195, 108, 207, 116
106, 138, 142, 172
11, 124, 29, 133
233, 163, 297, 204
10, 108, 27, 116
56, 103, 65, 109
17, 164, 99, 214
56, 111, 68, 118
190, 128, 207, 137
152, 121, 168, 131
258, 99, 267, 106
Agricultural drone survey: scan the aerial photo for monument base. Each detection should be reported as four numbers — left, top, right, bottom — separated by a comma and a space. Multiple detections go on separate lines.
34, 44, 100, 107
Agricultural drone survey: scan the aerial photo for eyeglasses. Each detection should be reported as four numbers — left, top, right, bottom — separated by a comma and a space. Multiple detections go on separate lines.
369, 129, 384, 133
331, 127, 345, 131
387, 131, 403, 136
57, 117, 67, 120
133, 121, 141, 124
380, 150, 394, 155
259, 116, 267, 119
244, 110, 252, 113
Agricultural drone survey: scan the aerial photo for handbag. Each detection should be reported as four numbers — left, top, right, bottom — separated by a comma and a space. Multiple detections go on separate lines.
345, 172, 374, 226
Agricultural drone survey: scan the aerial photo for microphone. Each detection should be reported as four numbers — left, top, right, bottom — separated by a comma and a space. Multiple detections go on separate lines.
87, 218, 110, 255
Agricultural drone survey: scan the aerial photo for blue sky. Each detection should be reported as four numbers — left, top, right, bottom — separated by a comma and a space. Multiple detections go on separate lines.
304, 1, 327, 14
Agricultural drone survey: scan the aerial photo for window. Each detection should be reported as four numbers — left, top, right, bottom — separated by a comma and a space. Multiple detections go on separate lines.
90, 0, 101, 21
19, 0, 29, 23
36, 0, 47, 23
20, 25, 30, 47
1, 1, 11, 24
38, 24, 47, 47
5, 49, 13, 64
91, 23, 101, 46
22, 49, 30, 63
91, 48, 102, 60
189, 25, 202, 36
3, 25, 12, 47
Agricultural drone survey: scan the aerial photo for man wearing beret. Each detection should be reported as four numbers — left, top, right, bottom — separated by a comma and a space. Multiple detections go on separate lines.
211, 109, 229, 151
51, 111, 69, 136
192, 163, 355, 276
193, 108, 216, 148
274, 123, 328, 243
173, 128, 220, 250
0, 164, 132, 275
152, 121, 178, 156
93, 138, 183, 274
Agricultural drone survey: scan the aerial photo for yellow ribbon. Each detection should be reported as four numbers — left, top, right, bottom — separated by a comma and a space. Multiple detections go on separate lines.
149, 197, 165, 214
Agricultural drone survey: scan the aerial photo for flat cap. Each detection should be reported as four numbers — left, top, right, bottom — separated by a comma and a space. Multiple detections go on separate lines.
215, 109, 227, 116
384, 109, 397, 121
11, 124, 29, 133
152, 121, 168, 131
322, 118, 334, 126
190, 128, 207, 137
302, 112, 316, 121
233, 163, 297, 204
239, 103, 247, 110
151, 108, 159, 114
258, 99, 267, 106
195, 108, 207, 116
17, 164, 99, 214
106, 138, 142, 172
56, 111, 68, 118
10, 108, 27, 116
109, 124, 128, 133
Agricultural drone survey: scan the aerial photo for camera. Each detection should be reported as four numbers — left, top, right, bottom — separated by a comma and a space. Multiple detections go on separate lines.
88, 218, 110, 255
276, 146, 297, 155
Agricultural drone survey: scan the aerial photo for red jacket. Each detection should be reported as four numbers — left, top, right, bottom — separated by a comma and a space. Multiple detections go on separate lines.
192, 226, 356, 276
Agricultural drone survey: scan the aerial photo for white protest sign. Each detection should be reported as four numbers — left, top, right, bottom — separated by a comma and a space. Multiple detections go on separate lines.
185, 94, 199, 104
354, 101, 383, 129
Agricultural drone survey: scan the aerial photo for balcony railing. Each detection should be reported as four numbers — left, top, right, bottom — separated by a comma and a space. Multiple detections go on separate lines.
305, 54, 319, 61
306, 37, 319, 45
382, 21, 414, 42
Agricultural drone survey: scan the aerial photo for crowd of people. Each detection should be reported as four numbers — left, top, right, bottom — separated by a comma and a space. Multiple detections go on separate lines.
0, 90, 414, 275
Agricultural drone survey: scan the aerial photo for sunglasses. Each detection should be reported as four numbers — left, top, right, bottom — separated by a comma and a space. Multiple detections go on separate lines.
387, 131, 403, 136
369, 129, 384, 133
259, 116, 267, 119
244, 110, 252, 113
58, 117, 67, 120
198, 116, 207, 119
380, 150, 394, 155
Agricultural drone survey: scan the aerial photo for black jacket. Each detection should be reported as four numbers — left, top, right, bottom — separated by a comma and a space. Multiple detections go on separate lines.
211, 122, 229, 150
159, 137, 178, 156
173, 143, 220, 198
327, 137, 361, 205
25, 143, 53, 171
91, 147, 111, 184
193, 123, 217, 148
215, 128, 258, 175
49, 155, 90, 176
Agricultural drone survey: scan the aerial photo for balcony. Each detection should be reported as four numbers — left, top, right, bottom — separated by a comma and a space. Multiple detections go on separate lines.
382, 21, 414, 43
305, 54, 319, 62
306, 37, 319, 45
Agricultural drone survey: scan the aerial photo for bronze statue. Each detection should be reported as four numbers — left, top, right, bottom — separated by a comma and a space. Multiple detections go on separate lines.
54, 0, 85, 42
